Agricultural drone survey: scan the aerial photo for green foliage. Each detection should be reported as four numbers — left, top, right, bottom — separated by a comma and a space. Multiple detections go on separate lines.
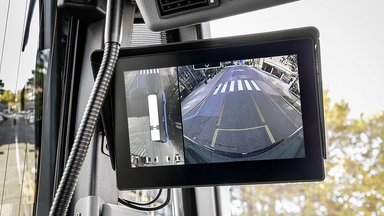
234, 91, 384, 216
0, 90, 16, 105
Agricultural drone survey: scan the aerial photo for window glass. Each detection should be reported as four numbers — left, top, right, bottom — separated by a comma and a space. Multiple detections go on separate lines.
211, 0, 384, 215
0, 0, 42, 215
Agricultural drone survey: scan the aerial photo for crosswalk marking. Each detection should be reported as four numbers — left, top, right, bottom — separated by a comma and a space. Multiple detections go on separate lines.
244, 80, 252, 90
250, 80, 261, 91
221, 82, 228, 93
229, 81, 235, 92
213, 80, 262, 95
213, 83, 222, 95
139, 69, 160, 75
237, 80, 243, 91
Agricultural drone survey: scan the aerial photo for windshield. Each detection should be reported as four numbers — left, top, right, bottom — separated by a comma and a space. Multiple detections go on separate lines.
209, 0, 384, 215
0, 0, 41, 214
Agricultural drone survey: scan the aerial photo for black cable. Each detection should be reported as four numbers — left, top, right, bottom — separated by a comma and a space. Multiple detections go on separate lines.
118, 188, 171, 211
125, 189, 163, 206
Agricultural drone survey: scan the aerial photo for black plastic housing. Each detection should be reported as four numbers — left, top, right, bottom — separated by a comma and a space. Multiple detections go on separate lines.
91, 27, 325, 190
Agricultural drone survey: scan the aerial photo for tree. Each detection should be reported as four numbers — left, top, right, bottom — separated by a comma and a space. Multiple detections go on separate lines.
280, 55, 298, 73
0, 79, 4, 94
234, 91, 384, 215
0, 90, 16, 106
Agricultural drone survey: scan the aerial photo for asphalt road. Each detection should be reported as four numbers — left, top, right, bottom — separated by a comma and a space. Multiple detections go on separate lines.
124, 68, 184, 167
0, 116, 35, 146
182, 65, 302, 160
0, 116, 37, 216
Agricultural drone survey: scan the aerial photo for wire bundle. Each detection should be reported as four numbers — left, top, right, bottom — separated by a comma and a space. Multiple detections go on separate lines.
118, 189, 171, 211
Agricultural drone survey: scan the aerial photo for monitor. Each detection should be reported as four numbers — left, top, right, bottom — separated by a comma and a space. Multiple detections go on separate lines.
91, 27, 326, 189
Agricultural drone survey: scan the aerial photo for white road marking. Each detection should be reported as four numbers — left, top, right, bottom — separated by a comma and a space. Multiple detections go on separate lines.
251, 80, 261, 91
267, 94, 299, 128
221, 82, 228, 93
244, 80, 252, 90
237, 80, 243, 91
184, 135, 199, 145
229, 81, 235, 92
139, 69, 161, 75
183, 98, 207, 121
213, 83, 222, 95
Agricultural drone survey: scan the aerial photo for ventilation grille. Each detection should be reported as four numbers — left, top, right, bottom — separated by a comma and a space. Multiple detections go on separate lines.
157, 0, 218, 17
130, 24, 167, 47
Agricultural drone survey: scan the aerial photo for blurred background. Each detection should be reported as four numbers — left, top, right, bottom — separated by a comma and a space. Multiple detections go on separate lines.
210, 0, 384, 215
0, 0, 383, 215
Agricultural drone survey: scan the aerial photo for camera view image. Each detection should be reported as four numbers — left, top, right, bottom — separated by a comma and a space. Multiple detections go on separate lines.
181, 55, 304, 164
124, 55, 304, 167
124, 68, 184, 168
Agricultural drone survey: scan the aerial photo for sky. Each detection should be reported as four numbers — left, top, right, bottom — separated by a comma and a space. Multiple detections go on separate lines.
0, 0, 39, 94
0, 0, 383, 118
209, 0, 384, 118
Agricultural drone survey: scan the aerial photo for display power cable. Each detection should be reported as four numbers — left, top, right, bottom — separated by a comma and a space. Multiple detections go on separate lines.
118, 188, 171, 211
122, 189, 163, 207
48, 0, 123, 215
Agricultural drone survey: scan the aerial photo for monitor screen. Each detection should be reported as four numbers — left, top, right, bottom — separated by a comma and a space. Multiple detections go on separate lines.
124, 54, 305, 168
92, 27, 325, 189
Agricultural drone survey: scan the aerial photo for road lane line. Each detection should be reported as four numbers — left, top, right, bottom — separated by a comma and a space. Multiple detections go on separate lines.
277, 93, 302, 115
221, 82, 228, 93
217, 99, 225, 127
237, 80, 243, 91
211, 129, 219, 147
267, 94, 299, 128
251, 94, 266, 123
229, 81, 235, 92
184, 135, 199, 145
213, 83, 222, 95
211, 125, 268, 147
182, 99, 207, 121
264, 125, 276, 143
218, 125, 265, 131
244, 80, 252, 90
212, 98, 226, 147
251, 80, 261, 91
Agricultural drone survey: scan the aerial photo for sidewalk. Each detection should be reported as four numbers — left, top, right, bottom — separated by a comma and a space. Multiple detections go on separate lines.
181, 69, 226, 116
250, 67, 301, 111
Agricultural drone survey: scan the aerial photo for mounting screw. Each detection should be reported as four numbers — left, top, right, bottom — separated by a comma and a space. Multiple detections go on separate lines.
76, 213, 81, 216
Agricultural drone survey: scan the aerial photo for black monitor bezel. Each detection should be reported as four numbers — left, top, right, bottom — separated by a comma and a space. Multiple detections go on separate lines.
91, 27, 325, 190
